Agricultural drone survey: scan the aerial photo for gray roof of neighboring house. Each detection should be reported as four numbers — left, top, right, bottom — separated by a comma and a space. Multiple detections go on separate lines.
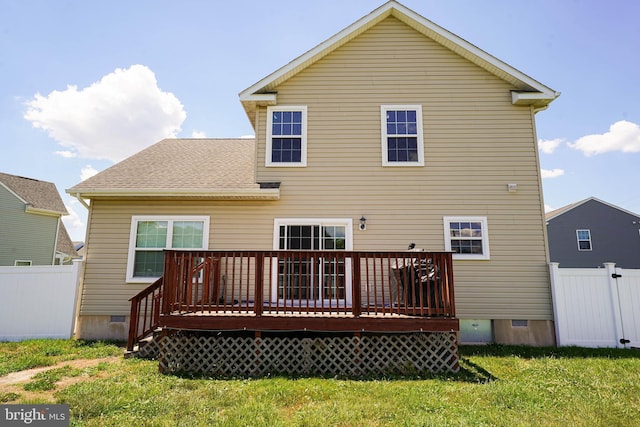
0, 172, 68, 214
67, 138, 271, 199
57, 222, 78, 258
545, 201, 583, 221
546, 197, 640, 222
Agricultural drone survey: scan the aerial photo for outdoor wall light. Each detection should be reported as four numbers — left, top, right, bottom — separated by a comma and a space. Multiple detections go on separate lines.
359, 216, 367, 231
507, 183, 518, 193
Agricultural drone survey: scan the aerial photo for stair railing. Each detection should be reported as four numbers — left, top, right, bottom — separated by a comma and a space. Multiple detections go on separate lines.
126, 277, 164, 352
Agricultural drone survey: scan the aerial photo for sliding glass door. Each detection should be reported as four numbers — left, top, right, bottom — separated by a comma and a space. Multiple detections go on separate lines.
273, 219, 352, 305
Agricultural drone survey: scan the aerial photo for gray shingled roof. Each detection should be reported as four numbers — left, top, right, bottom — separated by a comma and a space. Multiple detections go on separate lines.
546, 197, 640, 222
68, 138, 262, 196
0, 172, 68, 214
56, 222, 78, 258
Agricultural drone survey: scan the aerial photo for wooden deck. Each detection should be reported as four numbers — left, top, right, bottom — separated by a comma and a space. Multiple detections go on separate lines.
161, 310, 459, 333
128, 249, 457, 351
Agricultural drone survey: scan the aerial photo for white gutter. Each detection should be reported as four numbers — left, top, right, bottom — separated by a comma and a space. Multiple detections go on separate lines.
24, 205, 67, 217
69, 188, 280, 201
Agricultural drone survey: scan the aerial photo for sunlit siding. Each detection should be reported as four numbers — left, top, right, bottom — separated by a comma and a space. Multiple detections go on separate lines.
81, 17, 551, 320
79, 200, 280, 315
253, 17, 551, 319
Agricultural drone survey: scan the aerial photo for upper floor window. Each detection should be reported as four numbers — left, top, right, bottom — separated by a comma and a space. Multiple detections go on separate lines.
266, 106, 307, 167
443, 216, 490, 260
126, 216, 209, 282
381, 105, 424, 166
576, 229, 592, 251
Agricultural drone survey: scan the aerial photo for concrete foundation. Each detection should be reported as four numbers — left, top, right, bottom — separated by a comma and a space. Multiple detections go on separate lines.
75, 315, 129, 341
77, 315, 557, 348
493, 319, 556, 346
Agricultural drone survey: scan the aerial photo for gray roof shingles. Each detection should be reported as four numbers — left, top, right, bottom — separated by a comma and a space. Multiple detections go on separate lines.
68, 138, 258, 193
0, 172, 77, 257
56, 222, 78, 257
0, 172, 68, 214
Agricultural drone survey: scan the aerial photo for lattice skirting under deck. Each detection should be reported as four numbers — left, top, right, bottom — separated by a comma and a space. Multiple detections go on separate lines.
155, 331, 459, 376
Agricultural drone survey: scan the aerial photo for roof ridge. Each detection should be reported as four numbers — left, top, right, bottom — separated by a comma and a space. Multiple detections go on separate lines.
546, 197, 640, 221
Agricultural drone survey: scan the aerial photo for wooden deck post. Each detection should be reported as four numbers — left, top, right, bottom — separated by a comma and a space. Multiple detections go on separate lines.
446, 253, 455, 317
254, 252, 264, 316
126, 296, 140, 352
352, 253, 362, 317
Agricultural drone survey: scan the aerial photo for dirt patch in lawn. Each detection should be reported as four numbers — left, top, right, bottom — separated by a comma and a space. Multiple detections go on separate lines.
0, 356, 122, 403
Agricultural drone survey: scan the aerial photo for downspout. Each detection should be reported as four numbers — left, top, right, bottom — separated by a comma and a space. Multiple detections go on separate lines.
52, 216, 61, 265
74, 193, 90, 210
530, 104, 551, 264
71, 192, 90, 339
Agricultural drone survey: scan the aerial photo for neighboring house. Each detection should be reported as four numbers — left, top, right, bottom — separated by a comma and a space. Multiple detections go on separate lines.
547, 197, 640, 269
1, 172, 77, 266
68, 0, 559, 370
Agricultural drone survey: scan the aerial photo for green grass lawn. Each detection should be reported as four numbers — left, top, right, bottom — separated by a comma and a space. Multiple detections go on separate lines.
1, 340, 639, 426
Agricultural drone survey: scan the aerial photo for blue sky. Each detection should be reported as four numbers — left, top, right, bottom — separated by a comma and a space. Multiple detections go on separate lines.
1, 0, 639, 241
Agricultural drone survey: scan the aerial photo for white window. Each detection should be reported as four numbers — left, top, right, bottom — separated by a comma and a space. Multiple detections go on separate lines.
381, 105, 424, 166
126, 216, 209, 282
443, 216, 490, 260
576, 229, 592, 251
266, 106, 307, 167
14, 260, 32, 266
272, 218, 353, 304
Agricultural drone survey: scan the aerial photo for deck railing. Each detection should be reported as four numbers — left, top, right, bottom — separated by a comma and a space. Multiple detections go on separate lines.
128, 250, 455, 351
162, 249, 455, 318
127, 277, 163, 351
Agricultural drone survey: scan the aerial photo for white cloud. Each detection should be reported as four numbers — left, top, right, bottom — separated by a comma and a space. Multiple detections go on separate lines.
569, 120, 640, 156
544, 204, 555, 213
538, 138, 564, 154
62, 198, 87, 242
80, 165, 99, 181
240, 134, 255, 139
24, 64, 186, 163
55, 150, 76, 158
541, 168, 565, 179
191, 130, 207, 138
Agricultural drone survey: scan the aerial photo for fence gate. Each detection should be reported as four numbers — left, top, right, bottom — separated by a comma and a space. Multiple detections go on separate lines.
615, 267, 640, 348
550, 263, 640, 348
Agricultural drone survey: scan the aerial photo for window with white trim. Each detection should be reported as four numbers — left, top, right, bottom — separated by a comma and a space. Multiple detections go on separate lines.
381, 105, 424, 166
126, 216, 209, 282
266, 106, 307, 167
14, 260, 32, 266
443, 216, 490, 260
576, 229, 592, 251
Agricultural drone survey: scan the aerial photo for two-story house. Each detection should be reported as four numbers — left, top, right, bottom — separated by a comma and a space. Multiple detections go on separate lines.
547, 197, 640, 269
68, 1, 558, 374
1, 172, 77, 266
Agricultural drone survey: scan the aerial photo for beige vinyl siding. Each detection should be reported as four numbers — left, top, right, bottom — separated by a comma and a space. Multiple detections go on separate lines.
80, 200, 280, 315
80, 17, 552, 321
252, 17, 551, 319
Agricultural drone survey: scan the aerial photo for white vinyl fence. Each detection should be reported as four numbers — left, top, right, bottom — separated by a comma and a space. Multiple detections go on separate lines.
550, 262, 640, 348
0, 259, 83, 341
